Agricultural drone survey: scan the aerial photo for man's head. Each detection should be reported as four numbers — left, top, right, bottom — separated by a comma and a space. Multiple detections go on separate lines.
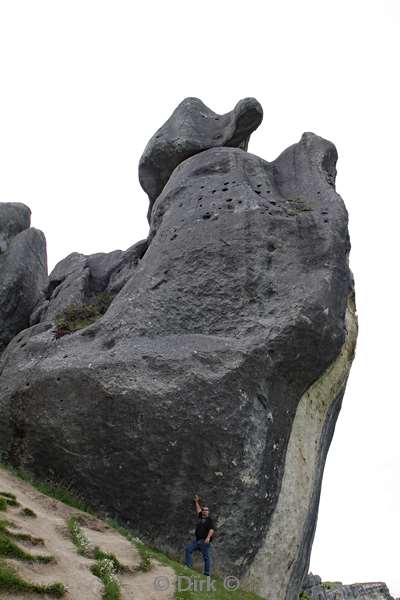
201, 506, 210, 517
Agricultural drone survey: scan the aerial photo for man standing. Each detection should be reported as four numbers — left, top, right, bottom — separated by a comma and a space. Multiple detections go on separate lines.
185, 494, 215, 576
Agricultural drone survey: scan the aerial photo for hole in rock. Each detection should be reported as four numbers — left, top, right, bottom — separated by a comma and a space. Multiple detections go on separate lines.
103, 338, 116, 350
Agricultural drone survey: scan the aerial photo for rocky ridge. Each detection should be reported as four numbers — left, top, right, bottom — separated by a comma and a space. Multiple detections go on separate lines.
302, 573, 396, 600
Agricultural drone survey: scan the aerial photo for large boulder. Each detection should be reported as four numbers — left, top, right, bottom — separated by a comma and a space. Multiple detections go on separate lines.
0, 203, 31, 252
0, 203, 47, 353
0, 100, 357, 600
139, 97, 263, 219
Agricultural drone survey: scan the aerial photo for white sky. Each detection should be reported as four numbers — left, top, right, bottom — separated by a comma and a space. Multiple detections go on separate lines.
1, 0, 399, 595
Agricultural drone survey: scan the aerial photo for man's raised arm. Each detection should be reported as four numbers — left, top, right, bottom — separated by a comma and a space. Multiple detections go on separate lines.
194, 494, 201, 515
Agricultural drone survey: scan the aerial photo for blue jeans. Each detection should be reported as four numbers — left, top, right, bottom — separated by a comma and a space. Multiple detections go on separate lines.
185, 539, 212, 576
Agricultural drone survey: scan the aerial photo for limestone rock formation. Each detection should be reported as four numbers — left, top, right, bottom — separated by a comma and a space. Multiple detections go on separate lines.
302, 574, 395, 600
0, 203, 47, 353
0, 98, 358, 600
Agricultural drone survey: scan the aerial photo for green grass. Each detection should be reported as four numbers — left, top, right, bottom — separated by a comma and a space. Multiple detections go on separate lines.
68, 516, 90, 556
91, 557, 121, 600
91, 547, 127, 599
0, 462, 94, 514
0, 498, 7, 511
0, 495, 19, 507
322, 581, 341, 590
0, 531, 52, 563
299, 593, 314, 600
0, 517, 43, 545
105, 518, 152, 573
0, 519, 11, 530
8, 529, 44, 545
0, 492, 16, 500
0, 508, 49, 563
0, 559, 65, 596
55, 292, 114, 338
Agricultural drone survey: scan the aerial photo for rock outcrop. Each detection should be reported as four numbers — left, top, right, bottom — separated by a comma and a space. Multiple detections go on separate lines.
302, 573, 395, 600
139, 97, 263, 219
0, 203, 47, 353
0, 98, 358, 600
32, 239, 148, 324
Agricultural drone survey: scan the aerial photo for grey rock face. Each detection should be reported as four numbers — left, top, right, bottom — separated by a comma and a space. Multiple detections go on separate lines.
0, 100, 357, 600
0, 203, 47, 353
0, 203, 31, 253
302, 574, 395, 600
139, 97, 263, 219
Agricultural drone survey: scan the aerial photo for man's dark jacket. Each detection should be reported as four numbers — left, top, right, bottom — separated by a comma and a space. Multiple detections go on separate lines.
195, 512, 215, 542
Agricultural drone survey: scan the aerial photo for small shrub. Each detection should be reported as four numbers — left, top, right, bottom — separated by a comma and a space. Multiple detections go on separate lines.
0, 499, 7, 512
21, 507, 36, 517
55, 292, 113, 338
94, 547, 125, 573
44, 582, 66, 596
299, 593, 314, 600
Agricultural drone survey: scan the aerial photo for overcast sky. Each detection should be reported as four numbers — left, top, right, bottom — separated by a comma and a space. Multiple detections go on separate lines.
1, 0, 399, 595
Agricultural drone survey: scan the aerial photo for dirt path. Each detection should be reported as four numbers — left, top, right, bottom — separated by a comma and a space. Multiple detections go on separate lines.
0, 467, 176, 600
